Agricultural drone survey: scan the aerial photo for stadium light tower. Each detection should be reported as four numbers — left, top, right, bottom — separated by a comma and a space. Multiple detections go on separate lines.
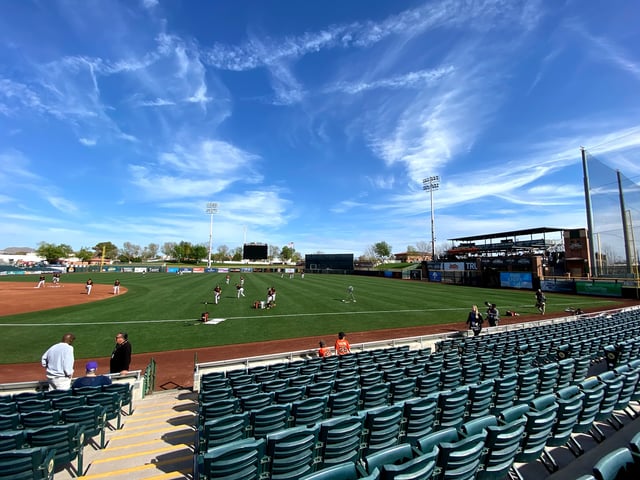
423, 176, 440, 261
206, 202, 218, 268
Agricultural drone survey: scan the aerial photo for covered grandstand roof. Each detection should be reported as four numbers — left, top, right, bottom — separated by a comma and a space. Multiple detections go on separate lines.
448, 227, 563, 242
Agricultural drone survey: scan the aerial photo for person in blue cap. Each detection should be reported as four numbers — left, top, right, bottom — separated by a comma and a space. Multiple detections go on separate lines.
72, 360, 112, 388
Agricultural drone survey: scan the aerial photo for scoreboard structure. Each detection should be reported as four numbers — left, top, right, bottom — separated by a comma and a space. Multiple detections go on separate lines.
243, 243, 268, 260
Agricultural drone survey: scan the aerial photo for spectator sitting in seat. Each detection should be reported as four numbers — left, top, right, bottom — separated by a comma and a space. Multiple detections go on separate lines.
72, 361, 112, 388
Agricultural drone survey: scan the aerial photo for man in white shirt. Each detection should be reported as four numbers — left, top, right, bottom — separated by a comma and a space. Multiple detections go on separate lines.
41, 333, 76, 390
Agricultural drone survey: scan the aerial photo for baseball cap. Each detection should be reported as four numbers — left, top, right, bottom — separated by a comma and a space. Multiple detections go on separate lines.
85, 361, 98, 371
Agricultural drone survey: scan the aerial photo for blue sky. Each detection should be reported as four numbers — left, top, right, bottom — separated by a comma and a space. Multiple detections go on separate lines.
1, 0, 639, 257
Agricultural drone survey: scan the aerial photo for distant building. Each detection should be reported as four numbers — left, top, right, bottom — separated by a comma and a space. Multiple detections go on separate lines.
394, 252, 430, 263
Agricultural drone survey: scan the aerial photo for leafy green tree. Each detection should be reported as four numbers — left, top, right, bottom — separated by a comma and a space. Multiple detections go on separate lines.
281, 245, 295, 262
231, 246, 243, 261
174, 241, 191, 262
36, 242, 73, 263
94, 241, 118, 259
373, 241, 392, 263
76, 247, 94, 263
191, 244, 208, 263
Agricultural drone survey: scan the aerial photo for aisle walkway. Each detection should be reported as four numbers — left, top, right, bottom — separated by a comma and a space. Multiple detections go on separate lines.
56, 389, 196, 480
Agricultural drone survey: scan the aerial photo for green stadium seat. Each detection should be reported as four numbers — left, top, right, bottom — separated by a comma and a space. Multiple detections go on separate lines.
60, 405, 107, 449
317, 414, 365, 467
19, 410, 62, 429
361, 404, 403, 457
26, 423, 85, 477
265, 425, 320, 479
0, 430, 28, 452
0, 446, 56, 480
197, 412, 250, 453
195, 437, 266, 480
290, 395, 328, 427
592, 447, 639, 480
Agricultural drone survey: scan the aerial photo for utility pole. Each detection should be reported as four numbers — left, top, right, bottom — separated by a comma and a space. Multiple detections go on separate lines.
206, 202, 218, 268
423, 176, 440, 261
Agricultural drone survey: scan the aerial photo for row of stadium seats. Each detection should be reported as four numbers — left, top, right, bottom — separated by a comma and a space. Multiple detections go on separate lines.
197, 354, 593, 417
0, 387, 129, 432
196, 358, 640, 459
0, 422, 85, 477
437, 308, 640, 361
195, 361, 640, 479
0, 383, 135, 477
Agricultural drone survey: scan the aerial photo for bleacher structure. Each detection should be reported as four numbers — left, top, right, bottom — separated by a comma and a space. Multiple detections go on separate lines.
1, 306, 640, 479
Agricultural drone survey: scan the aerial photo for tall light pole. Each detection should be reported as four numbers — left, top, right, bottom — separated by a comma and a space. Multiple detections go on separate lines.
423, 176, 440, 261
206, 202, 218, 268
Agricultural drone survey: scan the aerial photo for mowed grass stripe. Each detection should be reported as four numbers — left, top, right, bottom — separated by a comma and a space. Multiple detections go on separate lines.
0, 273, 616, 363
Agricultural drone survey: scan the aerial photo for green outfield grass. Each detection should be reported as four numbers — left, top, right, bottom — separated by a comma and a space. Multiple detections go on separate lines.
0, 272, 618, 364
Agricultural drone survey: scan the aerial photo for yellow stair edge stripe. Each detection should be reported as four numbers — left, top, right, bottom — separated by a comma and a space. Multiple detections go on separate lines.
107, 424, 193, 441
134, 399, 196, 410
79, 454, 193, 479
138, 469, 192, 480
126, 412, 195, 424
91, 445, 192, 465
105, 434, 193, 452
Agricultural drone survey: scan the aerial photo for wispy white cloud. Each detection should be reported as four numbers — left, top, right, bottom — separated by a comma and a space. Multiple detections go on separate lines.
0, 150, 42, 183
204, 0, 542, 71
128, 139, 263, 200
325, 67, 455, 95
570, 22, 640, 81
78, 137, 97, 146
137, 98, 177, 107
142, 0, 158, 10
47, 196, 79, 214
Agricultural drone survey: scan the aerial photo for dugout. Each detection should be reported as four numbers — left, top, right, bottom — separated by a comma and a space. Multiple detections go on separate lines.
305, 253, 354, 274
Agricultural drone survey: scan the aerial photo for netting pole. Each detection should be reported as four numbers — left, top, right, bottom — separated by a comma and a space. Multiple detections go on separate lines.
581, 147, 597, 277
617, 170, 633, 276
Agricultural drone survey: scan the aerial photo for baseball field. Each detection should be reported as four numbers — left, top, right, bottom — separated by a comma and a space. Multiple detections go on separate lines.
0, 271, 622, 367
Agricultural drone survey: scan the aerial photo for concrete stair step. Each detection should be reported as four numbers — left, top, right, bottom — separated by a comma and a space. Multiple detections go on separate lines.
55, 389, 196, 480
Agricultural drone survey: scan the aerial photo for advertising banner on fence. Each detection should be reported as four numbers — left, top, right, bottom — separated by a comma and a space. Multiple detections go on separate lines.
575, 281, 622, 297
541, 278, 575, 294
429, 271, 442, 282
500, 272, 533, 289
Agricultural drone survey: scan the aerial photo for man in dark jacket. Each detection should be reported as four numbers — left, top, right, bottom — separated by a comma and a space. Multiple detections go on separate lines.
110, 332, 131, 374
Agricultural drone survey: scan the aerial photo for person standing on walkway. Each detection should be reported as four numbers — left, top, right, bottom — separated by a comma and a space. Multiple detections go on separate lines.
110, 332, 131, 374
466, 305, 483, 336
535, 289, 546, 314
41, 333, 76, 390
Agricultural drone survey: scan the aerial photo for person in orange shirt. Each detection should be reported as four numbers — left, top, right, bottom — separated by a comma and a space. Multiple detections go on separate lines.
334, 332, 351, 355
318, 341, 331, 357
